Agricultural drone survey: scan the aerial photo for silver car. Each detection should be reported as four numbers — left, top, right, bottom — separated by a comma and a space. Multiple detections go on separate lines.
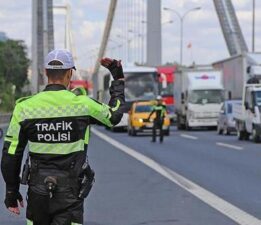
217, 100, 241, 135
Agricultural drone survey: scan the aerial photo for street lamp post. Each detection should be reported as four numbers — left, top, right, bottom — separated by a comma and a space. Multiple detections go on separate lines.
163, 7, 201, 65
252, 0, 256, 52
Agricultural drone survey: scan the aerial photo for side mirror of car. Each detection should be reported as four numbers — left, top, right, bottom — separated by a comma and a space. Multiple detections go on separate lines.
220, 110, 225, 114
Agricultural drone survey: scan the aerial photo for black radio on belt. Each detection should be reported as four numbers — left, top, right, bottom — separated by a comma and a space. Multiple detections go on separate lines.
78, 162, 95, 199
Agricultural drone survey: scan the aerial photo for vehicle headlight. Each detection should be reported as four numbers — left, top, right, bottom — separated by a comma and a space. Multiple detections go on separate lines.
133, 117, 143, 122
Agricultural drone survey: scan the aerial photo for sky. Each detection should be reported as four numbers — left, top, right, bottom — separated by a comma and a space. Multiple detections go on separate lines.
0, 0, 260, 70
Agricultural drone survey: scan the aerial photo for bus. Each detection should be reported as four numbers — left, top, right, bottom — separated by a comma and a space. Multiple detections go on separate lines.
97, 65, 158, 129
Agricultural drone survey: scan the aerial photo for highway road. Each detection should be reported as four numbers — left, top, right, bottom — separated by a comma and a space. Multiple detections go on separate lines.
1, 124, 261, 225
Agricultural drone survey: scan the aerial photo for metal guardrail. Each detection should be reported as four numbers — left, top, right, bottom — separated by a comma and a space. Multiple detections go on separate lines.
0, 113, 11, 125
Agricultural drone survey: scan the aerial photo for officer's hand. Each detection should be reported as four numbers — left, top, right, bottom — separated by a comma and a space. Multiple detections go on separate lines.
100, 58, 124, 80
5, 191, 24, 215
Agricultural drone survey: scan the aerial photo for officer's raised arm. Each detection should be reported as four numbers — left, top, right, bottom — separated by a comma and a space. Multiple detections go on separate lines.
86, 58, 125, 127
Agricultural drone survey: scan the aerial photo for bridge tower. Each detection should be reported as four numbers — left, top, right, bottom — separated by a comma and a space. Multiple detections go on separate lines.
32, 0, 54, 93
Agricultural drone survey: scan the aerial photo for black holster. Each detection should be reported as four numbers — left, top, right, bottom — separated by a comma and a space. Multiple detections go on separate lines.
78, 162, 95, 199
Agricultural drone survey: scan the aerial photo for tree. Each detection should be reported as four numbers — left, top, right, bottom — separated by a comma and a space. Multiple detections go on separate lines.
0, 77, 15, 111
0, 39, 30, 112
0, 40, 29, 95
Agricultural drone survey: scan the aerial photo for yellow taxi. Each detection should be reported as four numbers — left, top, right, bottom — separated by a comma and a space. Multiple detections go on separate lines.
127, 101, 170, 136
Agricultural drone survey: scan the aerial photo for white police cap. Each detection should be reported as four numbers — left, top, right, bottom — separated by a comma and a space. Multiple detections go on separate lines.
45, 49, 76, 70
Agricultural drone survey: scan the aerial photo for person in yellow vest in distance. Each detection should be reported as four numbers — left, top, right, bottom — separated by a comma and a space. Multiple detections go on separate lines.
147, 96, 167, 143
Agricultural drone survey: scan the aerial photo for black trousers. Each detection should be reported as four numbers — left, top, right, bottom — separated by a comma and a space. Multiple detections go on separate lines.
152, 120, 164, 143
26, 186, 84, 225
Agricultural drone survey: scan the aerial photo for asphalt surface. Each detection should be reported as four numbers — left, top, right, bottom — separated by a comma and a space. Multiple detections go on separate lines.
0, 124, 261, 224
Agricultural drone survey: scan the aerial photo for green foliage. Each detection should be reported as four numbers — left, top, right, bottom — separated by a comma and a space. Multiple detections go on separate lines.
0, 39, 30, 112
0, 77, 15, 111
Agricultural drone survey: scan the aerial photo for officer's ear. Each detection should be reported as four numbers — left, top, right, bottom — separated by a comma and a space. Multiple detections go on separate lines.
63, 69, 72, 88
66, 69, 73, 81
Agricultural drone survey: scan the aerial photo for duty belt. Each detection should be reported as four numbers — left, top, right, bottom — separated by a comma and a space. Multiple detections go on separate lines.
29, 174, 78, 187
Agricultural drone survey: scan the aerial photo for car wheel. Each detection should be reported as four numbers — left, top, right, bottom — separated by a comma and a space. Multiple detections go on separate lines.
164, 128, 170, 136
177, 116, 184, 130
253, 127, 260, 143
131, 127, 137, 136
237, 130, 245, 140
185, 121, 191, 131
223, 125, 230, 135
217, 124, 223, 135
128, 127, 132, 136
245, 132, 250, 140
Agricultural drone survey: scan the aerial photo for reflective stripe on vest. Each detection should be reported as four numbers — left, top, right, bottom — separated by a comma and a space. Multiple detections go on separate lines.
28, 140, 84, 154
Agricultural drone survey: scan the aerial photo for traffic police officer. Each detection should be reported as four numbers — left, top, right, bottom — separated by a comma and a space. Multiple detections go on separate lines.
148, 96, 166, 143
1, 49, 125, 225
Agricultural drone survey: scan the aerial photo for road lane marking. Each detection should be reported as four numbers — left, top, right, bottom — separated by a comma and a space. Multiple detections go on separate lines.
92, 128, 261, 225
180, 134, 198, 140
216, 142, 243, 151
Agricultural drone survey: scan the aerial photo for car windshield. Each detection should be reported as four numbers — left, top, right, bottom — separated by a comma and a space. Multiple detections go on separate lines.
188, 90, 224, 104
125, 72, 158, 102
135, 105, 153, 113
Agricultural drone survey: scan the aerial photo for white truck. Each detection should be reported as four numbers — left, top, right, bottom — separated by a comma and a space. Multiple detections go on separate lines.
174, 68, 224, 130
213, 53, 261, 142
